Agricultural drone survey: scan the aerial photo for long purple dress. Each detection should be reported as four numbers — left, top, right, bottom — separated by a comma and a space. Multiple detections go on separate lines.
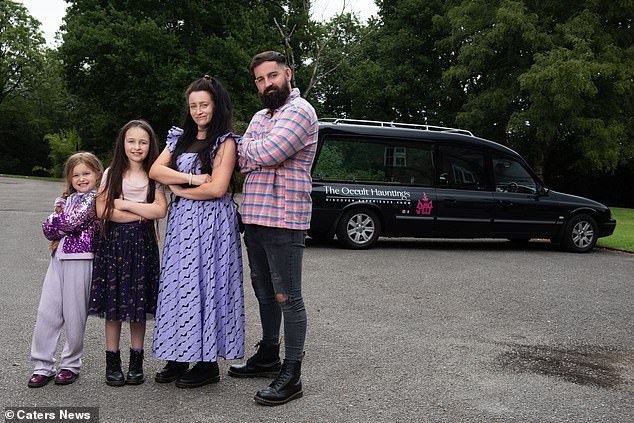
152, 127, 245, 362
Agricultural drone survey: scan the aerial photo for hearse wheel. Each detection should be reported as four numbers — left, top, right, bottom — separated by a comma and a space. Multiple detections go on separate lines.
336, 209, 381, 249
562, 213, 598, 253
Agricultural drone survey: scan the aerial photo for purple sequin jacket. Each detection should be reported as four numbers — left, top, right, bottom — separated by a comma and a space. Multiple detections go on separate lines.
42, 189, 99, 260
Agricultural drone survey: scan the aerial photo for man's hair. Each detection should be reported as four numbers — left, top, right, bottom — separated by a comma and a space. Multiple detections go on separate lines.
249, 51, 288, 75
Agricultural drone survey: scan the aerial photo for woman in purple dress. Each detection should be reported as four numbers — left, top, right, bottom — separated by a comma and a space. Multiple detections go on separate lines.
149, 76, 244, 388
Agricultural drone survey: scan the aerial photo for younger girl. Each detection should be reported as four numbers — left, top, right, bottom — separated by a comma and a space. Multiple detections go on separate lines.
88, 119, 167, 386
29, 152, 104, 388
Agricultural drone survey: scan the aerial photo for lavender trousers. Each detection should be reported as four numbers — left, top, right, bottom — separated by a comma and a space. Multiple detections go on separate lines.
31, 252, 92, 376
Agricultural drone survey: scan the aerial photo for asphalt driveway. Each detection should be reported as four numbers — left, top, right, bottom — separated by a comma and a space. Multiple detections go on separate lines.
1, 176, 632, 422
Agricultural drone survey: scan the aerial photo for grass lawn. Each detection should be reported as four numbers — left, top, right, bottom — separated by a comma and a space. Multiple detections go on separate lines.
597, 207, 634, 253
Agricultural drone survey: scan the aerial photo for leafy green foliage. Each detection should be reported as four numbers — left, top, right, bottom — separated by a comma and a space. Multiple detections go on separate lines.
0, 1, 46, 104
439, 0, 633, 180
44, 129, 82, 177
0, 4, 67, 175
1, 0, 633, 206
59, 0, 286, 153
318, 0, 460, 123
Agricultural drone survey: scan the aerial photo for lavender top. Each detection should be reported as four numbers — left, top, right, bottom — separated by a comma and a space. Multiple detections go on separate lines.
42, 189, 99, 260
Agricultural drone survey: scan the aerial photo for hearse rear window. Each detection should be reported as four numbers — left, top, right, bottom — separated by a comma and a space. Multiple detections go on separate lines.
313, 137, 433, 186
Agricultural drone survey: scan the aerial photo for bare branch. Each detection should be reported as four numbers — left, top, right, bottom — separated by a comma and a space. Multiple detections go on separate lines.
273, 16, 298, 87
274, 1, 375, 98
304, 26, 375, 97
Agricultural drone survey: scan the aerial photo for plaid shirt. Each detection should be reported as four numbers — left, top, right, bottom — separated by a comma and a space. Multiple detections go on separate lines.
238, 88, 318, 230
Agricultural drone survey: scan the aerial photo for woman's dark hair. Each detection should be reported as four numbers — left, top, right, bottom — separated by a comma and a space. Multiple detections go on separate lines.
169, 76, 234, 175
101, 119, 160, 239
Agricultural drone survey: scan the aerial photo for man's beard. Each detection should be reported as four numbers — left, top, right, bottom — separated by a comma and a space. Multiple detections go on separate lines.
260, 83, 291, 111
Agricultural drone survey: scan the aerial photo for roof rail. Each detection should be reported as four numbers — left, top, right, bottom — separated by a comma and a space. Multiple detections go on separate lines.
319, 118, 474, 136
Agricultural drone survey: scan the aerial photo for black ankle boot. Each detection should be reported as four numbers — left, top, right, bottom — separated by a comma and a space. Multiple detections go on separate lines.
126, 349, 144, 385
254, 359, 303, 406
105, 350, 125, 387
175, 362, 220, 388
155, 361, 189, 383
228, 341, 281, 378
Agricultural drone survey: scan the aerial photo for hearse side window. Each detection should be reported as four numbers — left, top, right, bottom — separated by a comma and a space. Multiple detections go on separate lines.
492, 155, 537, 194
312, 137, 433, 186
437, 145, 486, 190
385, 147, 407, 167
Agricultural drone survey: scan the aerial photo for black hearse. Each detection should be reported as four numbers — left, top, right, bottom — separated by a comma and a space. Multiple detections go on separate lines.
308, 119, 616, 252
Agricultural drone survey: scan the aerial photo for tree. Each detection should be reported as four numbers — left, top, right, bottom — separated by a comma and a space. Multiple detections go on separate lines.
0, 0, 46, 105
314, 0, 463, 124
439, 0, 634, 180
510, 7, 633, 176
439, 0, 553, 150
59, 0, 295, 154
304, 11, 376, 117
251, 0, 381, 117
43, 129, 82, 177
0, 2, 67, 176
60, 0, 185, 154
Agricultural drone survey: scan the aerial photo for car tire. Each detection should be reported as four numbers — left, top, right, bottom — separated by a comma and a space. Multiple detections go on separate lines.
336, 209, 381, 249
562, 213, 598, 253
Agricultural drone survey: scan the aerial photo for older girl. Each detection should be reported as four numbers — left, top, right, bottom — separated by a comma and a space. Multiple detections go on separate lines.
89, 119, 167, 386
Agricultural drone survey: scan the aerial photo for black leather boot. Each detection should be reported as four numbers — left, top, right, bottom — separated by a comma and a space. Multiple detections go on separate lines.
254, 359, 303, 406
228, 341, 281, 378
105, 350, 125, 387
175, 362, 220, 388
155, 361, 189, 383
126, 349, 144, 385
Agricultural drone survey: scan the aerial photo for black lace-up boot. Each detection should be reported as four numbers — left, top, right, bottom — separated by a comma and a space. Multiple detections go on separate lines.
155, 361, 189, 383
126, 349, 144, 385
254, 359, 303, 406
228, 341, 281, 378
175, 362, 220, 388
105, 350, 125, 387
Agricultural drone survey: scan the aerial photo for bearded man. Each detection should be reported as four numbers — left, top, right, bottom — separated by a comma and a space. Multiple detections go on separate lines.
228, 51, 318, 406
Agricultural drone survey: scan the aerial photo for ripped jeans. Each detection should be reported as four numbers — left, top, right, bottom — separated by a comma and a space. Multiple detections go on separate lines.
243, 224, 307, 362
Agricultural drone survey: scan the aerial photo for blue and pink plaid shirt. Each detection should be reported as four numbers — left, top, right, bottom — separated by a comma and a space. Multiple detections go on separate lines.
238, 88, 318, 230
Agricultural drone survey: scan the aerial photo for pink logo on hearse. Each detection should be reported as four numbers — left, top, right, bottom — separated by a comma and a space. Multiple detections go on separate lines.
416, 193, 433, 215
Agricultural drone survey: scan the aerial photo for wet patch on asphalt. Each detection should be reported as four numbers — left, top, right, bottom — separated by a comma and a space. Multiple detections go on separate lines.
493, 343, 633, 388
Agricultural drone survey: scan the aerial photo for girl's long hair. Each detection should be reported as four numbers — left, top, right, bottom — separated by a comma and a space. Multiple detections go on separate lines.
169, 76, 234, 175
100, 119, 160, 239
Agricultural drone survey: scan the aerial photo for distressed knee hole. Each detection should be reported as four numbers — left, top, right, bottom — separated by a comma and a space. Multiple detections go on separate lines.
275, 293, 288, 303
